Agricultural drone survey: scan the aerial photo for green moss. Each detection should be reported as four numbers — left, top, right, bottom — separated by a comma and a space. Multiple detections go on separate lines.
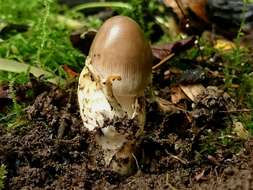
0, 0, 86, 125
0, 164, 7, 190
0, 0, 85, 83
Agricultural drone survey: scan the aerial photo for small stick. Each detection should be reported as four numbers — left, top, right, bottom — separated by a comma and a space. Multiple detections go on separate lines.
165, 149, 188, 165
152, 53, 175, 70
219, 109, 253, 113
132, 153, 140, 171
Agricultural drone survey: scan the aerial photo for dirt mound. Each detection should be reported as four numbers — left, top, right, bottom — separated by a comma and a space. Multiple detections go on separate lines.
0, 81, 253, 189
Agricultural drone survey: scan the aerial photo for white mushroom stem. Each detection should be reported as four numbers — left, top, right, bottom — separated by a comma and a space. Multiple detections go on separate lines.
78, 57, 144, 175
114, 95, 137, 117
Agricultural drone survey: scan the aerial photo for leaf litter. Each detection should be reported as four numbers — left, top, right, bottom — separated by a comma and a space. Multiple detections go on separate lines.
0, 67, 252, 189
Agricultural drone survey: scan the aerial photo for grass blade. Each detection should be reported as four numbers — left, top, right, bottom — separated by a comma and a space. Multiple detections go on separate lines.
71, 2, 133, 12
0, 58, 65, 85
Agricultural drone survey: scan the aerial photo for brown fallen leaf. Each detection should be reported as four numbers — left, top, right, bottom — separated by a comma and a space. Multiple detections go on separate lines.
163, 0, 209, 23
170, 86, 187, 104
156, 97, 186, 113
62, 65, 79, 78
151, 36, 195, 61
163, 0, 209, 34
190, 86, 234, 126
179, 84, 205, 102
0, 85, 9, 99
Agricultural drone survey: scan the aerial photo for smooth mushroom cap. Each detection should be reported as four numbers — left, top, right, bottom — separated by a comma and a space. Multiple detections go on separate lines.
89, 16, 152, 97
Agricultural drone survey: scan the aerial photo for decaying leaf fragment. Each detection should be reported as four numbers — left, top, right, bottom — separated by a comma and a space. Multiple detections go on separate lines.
179, 84, 205, 102
191, 86, 234, 125
233, 121, 249, 140
78, 16, 152, 175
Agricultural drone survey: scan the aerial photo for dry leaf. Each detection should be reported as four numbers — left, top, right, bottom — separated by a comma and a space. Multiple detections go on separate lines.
233, 121, 249, 140
62, 65, 78, 78
156, 97, 186, 113
179, 84, 205, 102
0, 85, 9, 99
171, 86, 187, 104
163, 0, 208, 22
151, 36, 195, 60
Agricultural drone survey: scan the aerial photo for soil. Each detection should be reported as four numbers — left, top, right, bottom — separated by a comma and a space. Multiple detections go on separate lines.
1, 0, 253, 188
1, 74, 253, 189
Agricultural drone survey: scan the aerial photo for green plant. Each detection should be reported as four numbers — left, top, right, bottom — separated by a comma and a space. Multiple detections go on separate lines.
119, 0, 161, 38
0, 164, 7, 190
70, 0, 162, 38
0, 0, 85, 125
0, 0, 84, 83
221, 0, 253, 131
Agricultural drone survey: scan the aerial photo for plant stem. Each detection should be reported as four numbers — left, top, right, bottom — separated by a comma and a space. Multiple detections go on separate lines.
36, 0, 51, 65
71, 2, 133, 12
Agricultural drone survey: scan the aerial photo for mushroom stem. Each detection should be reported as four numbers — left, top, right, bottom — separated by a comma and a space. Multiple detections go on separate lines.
115, 95, 137, 117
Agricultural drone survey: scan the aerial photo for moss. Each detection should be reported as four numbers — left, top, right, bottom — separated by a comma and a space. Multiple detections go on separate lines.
0, 0, 84, 83
0, 165, 7, 190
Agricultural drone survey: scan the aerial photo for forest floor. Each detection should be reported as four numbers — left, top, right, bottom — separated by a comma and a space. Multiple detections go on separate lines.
1, 0, 253, 189
0, 71, 253, 189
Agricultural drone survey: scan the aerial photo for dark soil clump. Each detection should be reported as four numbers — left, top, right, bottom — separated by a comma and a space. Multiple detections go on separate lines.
0, 80, 253, 189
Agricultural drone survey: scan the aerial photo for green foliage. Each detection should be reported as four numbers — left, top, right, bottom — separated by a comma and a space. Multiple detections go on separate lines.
198, 127, 244, 157
0, 0, 85, 125
0, 0, 85, 83
245, 0, 253, 3
118, 0, 161, 38
221, 0, 253, 131
0, 164, 7, 190
0, 0, 40, 23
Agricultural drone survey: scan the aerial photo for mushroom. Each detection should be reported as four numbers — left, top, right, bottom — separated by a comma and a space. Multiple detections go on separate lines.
78, 16, 152, 175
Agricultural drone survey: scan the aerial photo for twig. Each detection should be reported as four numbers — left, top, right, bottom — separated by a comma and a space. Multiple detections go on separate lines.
152, 53, 175, 70
165, 149, 188, 165
219, 109, 253, 113
132, 153, 140, 171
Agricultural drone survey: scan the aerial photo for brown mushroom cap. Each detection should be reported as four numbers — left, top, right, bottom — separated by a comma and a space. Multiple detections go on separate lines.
89, 16, 152, 97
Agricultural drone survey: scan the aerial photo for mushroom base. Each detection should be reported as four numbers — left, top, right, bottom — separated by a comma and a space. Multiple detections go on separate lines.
78, 57, 146, 175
